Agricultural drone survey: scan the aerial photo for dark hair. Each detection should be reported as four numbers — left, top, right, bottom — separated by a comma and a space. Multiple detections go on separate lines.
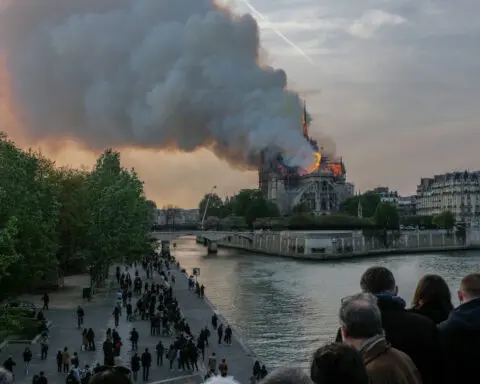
339, 293, 382, 339
90, 366, 132, 384
412, 274, 453, 311
360, 266, 395, 294
461, 273, 480, 298
261, 367, 312, 384
311, 343, 369, 384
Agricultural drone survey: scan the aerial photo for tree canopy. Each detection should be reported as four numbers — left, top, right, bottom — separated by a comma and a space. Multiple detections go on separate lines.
341, 192, 381, 218
373, 202, 400, 230
198, 188, 279, 228
433, 211, 455, 230
0, 134, 153, 297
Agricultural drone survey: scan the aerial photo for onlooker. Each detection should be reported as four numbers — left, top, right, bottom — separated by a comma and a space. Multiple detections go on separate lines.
23, 346, 32, 374
219, 358, 228, 377
336, 266, 440, 384
340, 292, 421, 384
310, 343, 368, 384
89, 366, 132, 384
260, 367, 312, 384
410, 274, 453, 324
62, 347, 70, 373
438, 273, 480, 383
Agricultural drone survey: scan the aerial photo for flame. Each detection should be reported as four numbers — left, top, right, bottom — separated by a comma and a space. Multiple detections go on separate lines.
310, 152, 321, 173
327, 163, 343, 176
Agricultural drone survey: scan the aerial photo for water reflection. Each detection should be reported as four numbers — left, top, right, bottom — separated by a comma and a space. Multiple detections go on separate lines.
173, 237, 480, 368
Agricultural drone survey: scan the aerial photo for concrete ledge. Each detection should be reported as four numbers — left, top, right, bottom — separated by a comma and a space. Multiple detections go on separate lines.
0, 320, 52, 352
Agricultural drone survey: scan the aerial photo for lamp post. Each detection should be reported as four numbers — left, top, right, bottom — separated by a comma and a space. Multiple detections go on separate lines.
201, 186, 217, 231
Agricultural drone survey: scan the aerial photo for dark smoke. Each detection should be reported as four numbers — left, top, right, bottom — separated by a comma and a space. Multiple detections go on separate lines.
0, 0, 316, 169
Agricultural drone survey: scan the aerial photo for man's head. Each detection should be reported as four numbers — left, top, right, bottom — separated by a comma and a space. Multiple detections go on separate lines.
360, 266, 397, 295
339, 292, 383, 346
311, 343, 369, 384
260, 367, 312, 384
458, 273, 480, 304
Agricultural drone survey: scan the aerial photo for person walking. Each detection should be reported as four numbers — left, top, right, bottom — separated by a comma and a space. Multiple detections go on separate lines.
40, 335, 49, 360
131, 353, 140, 382
22, 347, 32, 374
141, 348, 152, 382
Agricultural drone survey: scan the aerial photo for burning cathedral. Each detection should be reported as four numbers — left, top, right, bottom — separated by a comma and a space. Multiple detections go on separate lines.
258, 102, 354, 215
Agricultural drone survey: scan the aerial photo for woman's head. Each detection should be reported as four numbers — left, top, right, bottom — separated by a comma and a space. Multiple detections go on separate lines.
90, 366, 132, 384
412, 274, 453, 310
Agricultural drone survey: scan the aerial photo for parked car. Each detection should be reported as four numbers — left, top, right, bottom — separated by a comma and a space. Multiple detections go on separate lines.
1, 300, 37, 318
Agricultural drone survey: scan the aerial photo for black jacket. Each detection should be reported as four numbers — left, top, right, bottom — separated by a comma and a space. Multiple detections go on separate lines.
409, 302, 451, 324
336, 295, 442, 384
438, 298, 480, 383
141, 352, 151, 367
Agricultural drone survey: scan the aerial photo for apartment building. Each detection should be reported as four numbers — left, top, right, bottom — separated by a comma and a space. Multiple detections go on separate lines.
416, 171, 480, 224
156, 208, 199, 226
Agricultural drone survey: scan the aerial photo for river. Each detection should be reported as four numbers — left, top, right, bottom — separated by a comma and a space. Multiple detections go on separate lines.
172, 236, 479, 369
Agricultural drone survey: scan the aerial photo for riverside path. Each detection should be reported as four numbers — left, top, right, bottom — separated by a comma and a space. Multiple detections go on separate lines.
170, 266, 258, 384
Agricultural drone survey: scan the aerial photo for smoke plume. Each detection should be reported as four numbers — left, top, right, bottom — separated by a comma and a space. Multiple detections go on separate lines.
0, 0, 316, 170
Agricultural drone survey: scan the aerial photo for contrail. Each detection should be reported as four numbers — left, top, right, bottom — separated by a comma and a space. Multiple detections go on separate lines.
240, 0, 315, 64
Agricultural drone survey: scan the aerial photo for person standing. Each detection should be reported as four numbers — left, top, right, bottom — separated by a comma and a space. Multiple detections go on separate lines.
130, 328, 139, 351
141, 348, 152, 382
218, 358, 228, 377
217, 324, 223, 345
131, 353, 140, 382
42, 293, 49, 310
62, 347, 70, 373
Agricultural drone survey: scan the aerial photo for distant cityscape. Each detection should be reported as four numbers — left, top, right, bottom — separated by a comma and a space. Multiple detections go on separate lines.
153, 169, 480, 228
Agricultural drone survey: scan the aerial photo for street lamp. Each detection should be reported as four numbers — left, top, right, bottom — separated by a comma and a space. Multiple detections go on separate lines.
201, 186, 217, 231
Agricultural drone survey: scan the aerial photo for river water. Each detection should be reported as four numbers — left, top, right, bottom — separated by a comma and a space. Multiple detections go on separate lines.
172, 237, 479, 369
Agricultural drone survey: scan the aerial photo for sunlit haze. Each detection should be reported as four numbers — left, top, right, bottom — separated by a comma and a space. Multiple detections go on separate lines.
1, 0, 479, 207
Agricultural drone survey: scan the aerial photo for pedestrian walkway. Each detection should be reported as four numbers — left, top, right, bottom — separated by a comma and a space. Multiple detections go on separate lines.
0, 266, 199, 384
170, 267, 256, 384
0, 283, 116, 383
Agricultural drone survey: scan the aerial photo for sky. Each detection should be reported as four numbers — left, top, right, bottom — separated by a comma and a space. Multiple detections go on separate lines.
1, 0, 479, 208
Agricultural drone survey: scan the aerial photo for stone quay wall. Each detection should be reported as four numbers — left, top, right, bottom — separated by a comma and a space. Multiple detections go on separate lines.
215, 229, 480, 261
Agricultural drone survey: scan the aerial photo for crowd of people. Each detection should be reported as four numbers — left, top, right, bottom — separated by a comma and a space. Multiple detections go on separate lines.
2, 258, 478, 384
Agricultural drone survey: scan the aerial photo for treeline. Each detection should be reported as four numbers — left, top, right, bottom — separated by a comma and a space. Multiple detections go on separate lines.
0, 133, 154, 297
196, 188, 456, 232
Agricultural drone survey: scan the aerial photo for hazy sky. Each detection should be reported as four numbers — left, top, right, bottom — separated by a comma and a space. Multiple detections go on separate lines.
2, 0, 479, 208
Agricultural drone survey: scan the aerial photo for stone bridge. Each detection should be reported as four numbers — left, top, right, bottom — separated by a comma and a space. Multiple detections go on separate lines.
151, 230, 254, 243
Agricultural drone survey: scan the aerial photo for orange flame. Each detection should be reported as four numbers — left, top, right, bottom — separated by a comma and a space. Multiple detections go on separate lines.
310, 152, 321, 173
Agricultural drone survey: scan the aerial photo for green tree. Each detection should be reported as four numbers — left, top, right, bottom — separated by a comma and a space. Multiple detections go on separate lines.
54, 167, 89, 274
199, 193, 224, 218
373, 202, 400, 230
233, 189, 264, 217
341, 192, 381, 218
0, 135, 60, 294
84, 149, 152, 285
433, 211, 455, 230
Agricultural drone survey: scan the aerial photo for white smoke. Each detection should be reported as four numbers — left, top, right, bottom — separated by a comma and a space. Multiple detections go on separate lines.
0, 0, 315, 169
